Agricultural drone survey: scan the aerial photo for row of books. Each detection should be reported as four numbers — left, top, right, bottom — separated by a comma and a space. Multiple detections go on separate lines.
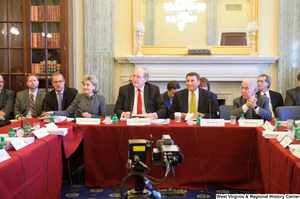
31, 6, 61, 21
32, 60, 61, 74
32, 33, 60, 47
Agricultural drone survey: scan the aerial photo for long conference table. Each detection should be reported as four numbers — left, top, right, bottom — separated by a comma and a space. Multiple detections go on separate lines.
0, 118, 300, 198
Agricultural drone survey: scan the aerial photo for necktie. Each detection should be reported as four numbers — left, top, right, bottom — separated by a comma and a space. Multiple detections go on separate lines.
190, 92, 196, 113
30, 94, 35, 118
245, 106, 253, 119
137, 89, 142, 114
58, 93, 62, 111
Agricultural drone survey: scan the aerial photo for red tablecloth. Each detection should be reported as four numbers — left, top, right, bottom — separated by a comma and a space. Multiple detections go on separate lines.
81, 120, 264, 191
257, 127, 300, 193
0, 130, 62, 198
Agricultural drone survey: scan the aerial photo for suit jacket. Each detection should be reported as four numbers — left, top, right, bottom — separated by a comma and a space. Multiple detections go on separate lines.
256, 90, 284, 117
285, 87, 300, 106
14, 89, 46, 118
161, 91, 171, 118
0, 89, 15, 127
114, 82, 167, 118
169, 88, 219, 119
231, 94, 272, 121
44, 87, 78, 116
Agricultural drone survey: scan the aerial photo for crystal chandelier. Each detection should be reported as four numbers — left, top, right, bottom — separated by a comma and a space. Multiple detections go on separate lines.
164, 0, 206, 32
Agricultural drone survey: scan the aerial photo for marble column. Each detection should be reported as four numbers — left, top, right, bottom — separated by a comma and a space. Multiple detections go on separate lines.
207, 0, 218, 46
278, 0, 300, 101
84, 0, 114, 103
145, 0, 155, 46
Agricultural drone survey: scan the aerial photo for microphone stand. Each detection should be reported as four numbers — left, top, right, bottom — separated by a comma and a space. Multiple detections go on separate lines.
209, 99, 211, 119
130, 98, 133, 119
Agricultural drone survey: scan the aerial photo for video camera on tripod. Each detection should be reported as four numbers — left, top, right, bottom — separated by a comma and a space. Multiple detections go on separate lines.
120, 135, 184, 199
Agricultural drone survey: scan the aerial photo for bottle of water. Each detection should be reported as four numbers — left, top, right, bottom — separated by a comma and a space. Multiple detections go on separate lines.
275, 118, 281, 131
0, 137, 8, 150
112, 113, 118, 125
240, 114, 245, 120
8, 127, 15, 137
293, 124, 298, 137
197, 114, 201, 126
24, 122, 32, 135
50, 113, 54, 122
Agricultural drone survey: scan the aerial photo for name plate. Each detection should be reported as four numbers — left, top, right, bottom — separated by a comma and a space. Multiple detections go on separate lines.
0, 149, 11, 163
293, 146, 300, 158
44, 122, 58, 129
276, 133, 286, 142
200, 119, 225, 126
239, 119, 264, 127
32, 128, 50, 138
280, 136, 293, 148
262, 121, 275, 131
127, 118, 151, 126
10, 139, 27, 151
46, 128, 68, 136
262, 131, 288, 139
76, 118, 100, 125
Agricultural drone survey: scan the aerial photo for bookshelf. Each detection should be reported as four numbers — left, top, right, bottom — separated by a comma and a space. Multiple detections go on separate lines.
0, 0, 68, 93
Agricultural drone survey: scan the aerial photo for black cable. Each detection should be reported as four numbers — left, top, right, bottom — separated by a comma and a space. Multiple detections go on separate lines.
194, 125, 214, 197
103, 122, 126, 187
161, 166, 175, 198
254, 134, 263, 191
66, 134, 75, 198
247, 129, 256, 192
10, 154, 26, 199
37, 139, 51, 199
288, 159, 300, 193
268, 141, 279, 194
74, 123, 85, 186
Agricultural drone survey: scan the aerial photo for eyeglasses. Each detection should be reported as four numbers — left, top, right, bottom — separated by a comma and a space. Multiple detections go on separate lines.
257, 80, 265, 83
52, 80, 64, 84
132, 75, 145, 79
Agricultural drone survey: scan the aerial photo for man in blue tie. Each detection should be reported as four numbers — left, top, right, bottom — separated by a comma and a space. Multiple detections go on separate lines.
161, 81, 181, 118
231, 79, 272, 121
0, 75, 14, 127
43, 72, 78, 116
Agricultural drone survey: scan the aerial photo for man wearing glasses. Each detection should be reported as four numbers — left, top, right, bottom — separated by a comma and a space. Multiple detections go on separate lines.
257, 74, 283, 120
114, 67, 167, 119
0, 75, 15, 127
231, 79, 272, 121
43, 72, 78, 116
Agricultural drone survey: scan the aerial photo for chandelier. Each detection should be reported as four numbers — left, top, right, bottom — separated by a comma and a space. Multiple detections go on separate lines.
163, 0, 206, 32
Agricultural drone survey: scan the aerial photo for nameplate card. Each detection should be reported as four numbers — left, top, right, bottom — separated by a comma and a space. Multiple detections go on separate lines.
10, 139, 27, 150
76, 118, 100, 125
280, 136, 293, 148
262, 121, 275, 131
46, 128, 68, 136
44, 122, 58, 129
0, 149, 11, 163
200, 119, 225, 126
289, 144, 299, 153
32, 128, 50, 138
127, 118, 151, 126
293, 146, 300, 158
276, 133, 287, 142
239, 119, 264, 127
262, 131, 288, 139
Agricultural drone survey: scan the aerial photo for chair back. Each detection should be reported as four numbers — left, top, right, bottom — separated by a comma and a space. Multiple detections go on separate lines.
219, 105, 233, 120
276, 106, 300, 120
106, 104, 115, 116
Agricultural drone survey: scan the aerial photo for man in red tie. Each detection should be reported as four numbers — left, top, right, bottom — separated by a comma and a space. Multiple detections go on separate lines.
114, 67, 167, 119
14, 74, 46, 120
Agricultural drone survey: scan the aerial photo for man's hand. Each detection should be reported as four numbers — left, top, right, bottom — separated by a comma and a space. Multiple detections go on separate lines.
42, 111, 53, 117
145, 113, 156, 119
123, 112, 131, 118
193, 112, 204, 119
246, 96, 257, 108
181, 113, 187, 120
82, 112, 91, 118
17, 116, 26, 121
0, 110, 5, 117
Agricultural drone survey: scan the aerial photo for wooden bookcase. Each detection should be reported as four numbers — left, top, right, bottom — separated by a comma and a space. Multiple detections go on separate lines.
0, 0, 68, 94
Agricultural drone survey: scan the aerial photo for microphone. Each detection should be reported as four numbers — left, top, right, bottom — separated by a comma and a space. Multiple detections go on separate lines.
130, 98, 133, 118
72, 104, 79, 123
209, 99, 211, 119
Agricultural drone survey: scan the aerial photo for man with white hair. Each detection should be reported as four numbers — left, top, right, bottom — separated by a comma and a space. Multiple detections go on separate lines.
231, 79, 272, 121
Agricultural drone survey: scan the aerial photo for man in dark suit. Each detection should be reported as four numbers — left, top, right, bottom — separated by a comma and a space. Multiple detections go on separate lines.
170, 72, 219, 119
231, 79, 272, 121
161, 81, 181, 118
285, 73, 300, 106
14, 74, 46, 120
44, 72, 78, 116
257, 74, 283, 119
114, 67, 167, 119
0, 75, 15, 127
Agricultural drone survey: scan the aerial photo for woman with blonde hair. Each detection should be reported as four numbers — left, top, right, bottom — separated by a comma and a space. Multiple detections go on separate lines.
44, 75, 106, 118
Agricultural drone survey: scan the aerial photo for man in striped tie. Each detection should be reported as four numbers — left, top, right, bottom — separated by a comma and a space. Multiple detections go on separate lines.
14, 74, 46, 120
170, 72, 219, 120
